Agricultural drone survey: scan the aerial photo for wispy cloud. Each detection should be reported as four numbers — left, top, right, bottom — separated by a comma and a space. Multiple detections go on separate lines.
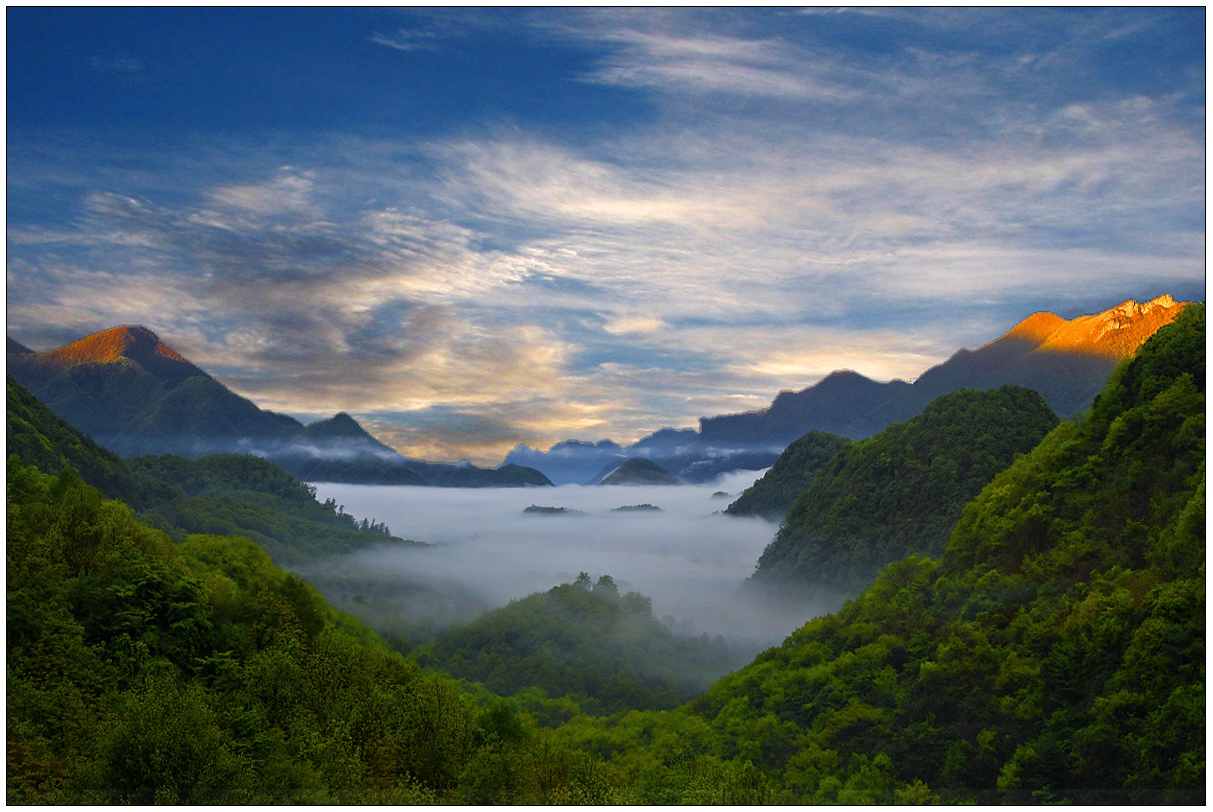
370, 28, 443, 52
6, 8, 1203, 463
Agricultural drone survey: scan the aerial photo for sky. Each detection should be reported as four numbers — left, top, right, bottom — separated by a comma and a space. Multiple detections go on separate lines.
6, 7, 1206, 465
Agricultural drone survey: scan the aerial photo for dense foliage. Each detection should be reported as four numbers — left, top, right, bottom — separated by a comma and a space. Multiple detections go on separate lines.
725, 430, 852, 520
618, 304, 1202, 803
753, 385, 1060, 594
7, 376, 176, 510
5, 458, 642, 804
8, 378, 411, 566
129, 452, 394, 534
422, 574, 740, 718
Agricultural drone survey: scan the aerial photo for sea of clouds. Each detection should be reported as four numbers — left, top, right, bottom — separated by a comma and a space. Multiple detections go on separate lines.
305, 469, 839, 650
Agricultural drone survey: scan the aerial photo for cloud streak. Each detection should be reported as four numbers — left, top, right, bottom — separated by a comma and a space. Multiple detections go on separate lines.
6, 8, 1203, 464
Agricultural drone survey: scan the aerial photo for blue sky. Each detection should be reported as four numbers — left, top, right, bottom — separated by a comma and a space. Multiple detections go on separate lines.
7, 7, 1206, 464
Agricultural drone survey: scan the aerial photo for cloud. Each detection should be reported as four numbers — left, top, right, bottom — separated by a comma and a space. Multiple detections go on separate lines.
603, 315, 665, 335
302, 474, 829, 648
581, 28, 861, 101
6, 9, 1202, 465
370, 28, 443, 52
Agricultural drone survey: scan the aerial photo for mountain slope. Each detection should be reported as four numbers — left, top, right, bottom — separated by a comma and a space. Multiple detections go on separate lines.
504, 296, 1189, 486
6, 374, 177, 510
425, 575, 739, 716
752, 385, 1061, 594
700, 295, 1190, 445
7, 326, 293, 453
598, 457, 682, 486
682, 302, 1205, 803
7, 325, 551, 488
8, 376, 415, 565
724, 431, 852, 520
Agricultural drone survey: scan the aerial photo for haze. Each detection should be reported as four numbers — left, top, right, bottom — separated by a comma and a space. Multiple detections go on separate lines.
304, 470, 836, 652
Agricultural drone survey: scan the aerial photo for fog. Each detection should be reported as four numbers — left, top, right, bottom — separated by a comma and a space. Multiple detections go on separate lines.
302, 469, 842, 653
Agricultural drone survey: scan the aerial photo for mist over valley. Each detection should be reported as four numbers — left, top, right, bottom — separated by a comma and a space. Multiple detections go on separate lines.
301, 470, 830, 655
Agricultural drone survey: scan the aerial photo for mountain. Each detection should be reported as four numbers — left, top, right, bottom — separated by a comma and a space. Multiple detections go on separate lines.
7, 325, 551, 488
505, 429, 781, 485
724, 431, 852, 521
503, 296, 1190, 486
7, 325, 292, 455
751, 385, 1061, 595
685, 303, 1205, 804
702, 370, 912, 443
505, 439, 627, 485
700, 295, 1190, 444
423, 574, 739, 716
7, 375, 415, 565
598, 457, 682, 486
7, 374, 178, 510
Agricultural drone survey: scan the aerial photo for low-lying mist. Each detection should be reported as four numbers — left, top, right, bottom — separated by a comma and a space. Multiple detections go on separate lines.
301, 470, 843, 655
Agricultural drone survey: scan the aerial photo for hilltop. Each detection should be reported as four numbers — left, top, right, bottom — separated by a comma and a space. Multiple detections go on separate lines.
750, 385, 1061, 595
597, 457, 682, 486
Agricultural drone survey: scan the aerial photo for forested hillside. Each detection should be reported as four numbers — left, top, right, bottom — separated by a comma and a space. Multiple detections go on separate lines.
5, 458, 620, 804
7, 377, 409, 565
423, 575, 740, 718
725, 431, 852, 520
752, 385, 1060, 595
553, 303, 1204, 803
7, 305, 1204, 804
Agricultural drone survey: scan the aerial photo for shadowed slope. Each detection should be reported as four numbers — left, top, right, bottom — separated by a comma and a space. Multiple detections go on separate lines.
700, 295, 1191, 446
7, 325, 551, 487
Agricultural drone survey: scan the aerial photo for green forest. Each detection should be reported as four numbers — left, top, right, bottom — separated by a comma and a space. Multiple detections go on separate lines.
6, 304, 1205, 804
725, 430, 852, 520
753, 385, 1061, 595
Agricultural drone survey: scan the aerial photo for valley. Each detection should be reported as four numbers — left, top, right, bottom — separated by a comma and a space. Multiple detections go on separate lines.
8, 8, 1204, 804
6, 302, 1203, 804
296, 473, 818, 651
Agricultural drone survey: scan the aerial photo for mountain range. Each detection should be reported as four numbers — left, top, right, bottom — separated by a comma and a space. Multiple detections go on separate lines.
508, 296, 1190, 483
5, 325, 551, 488
7, 296, 1189, 489
699, 294, 1189, 444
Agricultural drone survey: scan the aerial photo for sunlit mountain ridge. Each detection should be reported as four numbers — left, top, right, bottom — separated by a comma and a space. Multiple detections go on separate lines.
5, 325, 550, 488
509, 295, 1192, 482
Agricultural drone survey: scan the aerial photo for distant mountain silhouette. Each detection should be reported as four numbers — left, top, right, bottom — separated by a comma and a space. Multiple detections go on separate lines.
505, 439, 629, 485
700, 295, 1191, 444
597, 457, 682, 486
6, 325, 551, 488
505, 428, 781, 485
509, 296, 1191, 484
7, 337, 35, 354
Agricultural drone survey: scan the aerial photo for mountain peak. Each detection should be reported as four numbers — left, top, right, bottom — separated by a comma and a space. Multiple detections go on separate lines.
41, 325, 198, 370
598, 457, 681, 486
1036, 295, 1189, 359
1003, 312, 1068, 345
987, 295, 1189, 361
